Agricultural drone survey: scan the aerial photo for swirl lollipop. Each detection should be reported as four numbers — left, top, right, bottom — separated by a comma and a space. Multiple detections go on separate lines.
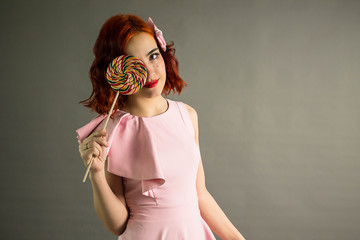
106, 55, 147, 95
83, 55, 147, 182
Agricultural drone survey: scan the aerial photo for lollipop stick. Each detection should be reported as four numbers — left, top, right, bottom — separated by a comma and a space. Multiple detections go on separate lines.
82, 157, 94, 182
102, 91, 120, 132
82, 91, 120, 183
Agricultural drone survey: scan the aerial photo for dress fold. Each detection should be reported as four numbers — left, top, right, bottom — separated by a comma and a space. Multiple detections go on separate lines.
76, 111, 166, 198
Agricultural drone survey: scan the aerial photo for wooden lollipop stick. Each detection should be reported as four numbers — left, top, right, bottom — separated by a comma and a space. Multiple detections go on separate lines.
82, 91, 120, 183
82, 156, 94, 182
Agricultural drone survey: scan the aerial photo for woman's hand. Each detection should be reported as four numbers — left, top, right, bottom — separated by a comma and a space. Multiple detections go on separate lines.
78, 129, 109, 174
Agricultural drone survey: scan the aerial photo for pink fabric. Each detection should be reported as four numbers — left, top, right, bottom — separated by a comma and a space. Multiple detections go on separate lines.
148, 17, 167, 52
76, 99, 216, 239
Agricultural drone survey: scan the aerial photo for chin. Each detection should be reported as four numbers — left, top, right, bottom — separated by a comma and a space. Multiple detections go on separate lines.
146, 83, 165, 96
142, 89, 163, 98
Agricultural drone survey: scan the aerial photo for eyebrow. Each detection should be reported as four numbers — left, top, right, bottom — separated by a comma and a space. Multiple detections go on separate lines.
146, 48, 159, 56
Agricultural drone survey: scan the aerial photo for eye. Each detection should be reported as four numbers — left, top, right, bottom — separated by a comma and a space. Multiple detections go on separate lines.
149, 52, 160, 61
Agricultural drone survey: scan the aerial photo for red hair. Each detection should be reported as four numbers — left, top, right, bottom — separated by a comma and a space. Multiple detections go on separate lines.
81, 14, 187, 115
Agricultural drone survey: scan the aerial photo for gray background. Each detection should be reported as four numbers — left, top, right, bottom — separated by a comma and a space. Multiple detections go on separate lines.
1, 0, 359, 239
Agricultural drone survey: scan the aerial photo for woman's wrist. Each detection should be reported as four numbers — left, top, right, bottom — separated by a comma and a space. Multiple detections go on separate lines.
89, 169, 106, 182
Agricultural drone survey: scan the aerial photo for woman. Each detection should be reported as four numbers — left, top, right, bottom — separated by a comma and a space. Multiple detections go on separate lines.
77, 14, 245, 240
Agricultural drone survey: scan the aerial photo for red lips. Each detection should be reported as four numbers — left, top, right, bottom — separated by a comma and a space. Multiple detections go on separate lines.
144, 79, 159, 88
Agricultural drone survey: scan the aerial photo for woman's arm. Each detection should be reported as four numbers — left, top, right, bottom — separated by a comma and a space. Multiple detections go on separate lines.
185, 104, 246, 240
90, 168, 128, 235
79, 130, 128, 235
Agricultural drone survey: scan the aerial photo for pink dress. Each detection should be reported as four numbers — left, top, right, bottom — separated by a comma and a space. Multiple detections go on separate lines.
76, 99, 216, 240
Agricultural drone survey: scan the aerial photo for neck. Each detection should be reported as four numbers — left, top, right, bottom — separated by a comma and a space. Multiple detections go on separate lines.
122, 95, 168, 117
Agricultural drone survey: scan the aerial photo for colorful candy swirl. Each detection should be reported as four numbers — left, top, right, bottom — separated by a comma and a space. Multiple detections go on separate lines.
106, 55, 147, 95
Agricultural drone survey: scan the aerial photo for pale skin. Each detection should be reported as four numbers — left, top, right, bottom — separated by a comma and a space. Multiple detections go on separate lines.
79, 32, 245, 240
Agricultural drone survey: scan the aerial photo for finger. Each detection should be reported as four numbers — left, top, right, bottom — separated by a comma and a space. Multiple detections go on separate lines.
79, 142, 89, 152
82, 148, 100, 165
99, 145, 108, 159
81, 149, 95, 166
80, 140, 107, 155
89, 129, 107, 138
91, 136, 109, 147
83, 141, 102, 157
82, 136, 109, 150
98, 154, 107, 163
92, 142, 104, 158
79, 141, 91, 152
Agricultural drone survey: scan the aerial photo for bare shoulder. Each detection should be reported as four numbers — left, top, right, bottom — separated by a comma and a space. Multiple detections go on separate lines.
183, 103, 199, 140
183, 103, 199, 143
183, 103, 198, 123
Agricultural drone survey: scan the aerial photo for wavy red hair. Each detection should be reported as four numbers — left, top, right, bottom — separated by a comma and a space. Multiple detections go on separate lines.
81, 14, 187, 115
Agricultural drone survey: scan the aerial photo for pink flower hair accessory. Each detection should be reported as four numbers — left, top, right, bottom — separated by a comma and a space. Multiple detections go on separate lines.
148, 17, 167, 52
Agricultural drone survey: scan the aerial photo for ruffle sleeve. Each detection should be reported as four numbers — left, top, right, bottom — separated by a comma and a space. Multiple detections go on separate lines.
75, 111, 165, 198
